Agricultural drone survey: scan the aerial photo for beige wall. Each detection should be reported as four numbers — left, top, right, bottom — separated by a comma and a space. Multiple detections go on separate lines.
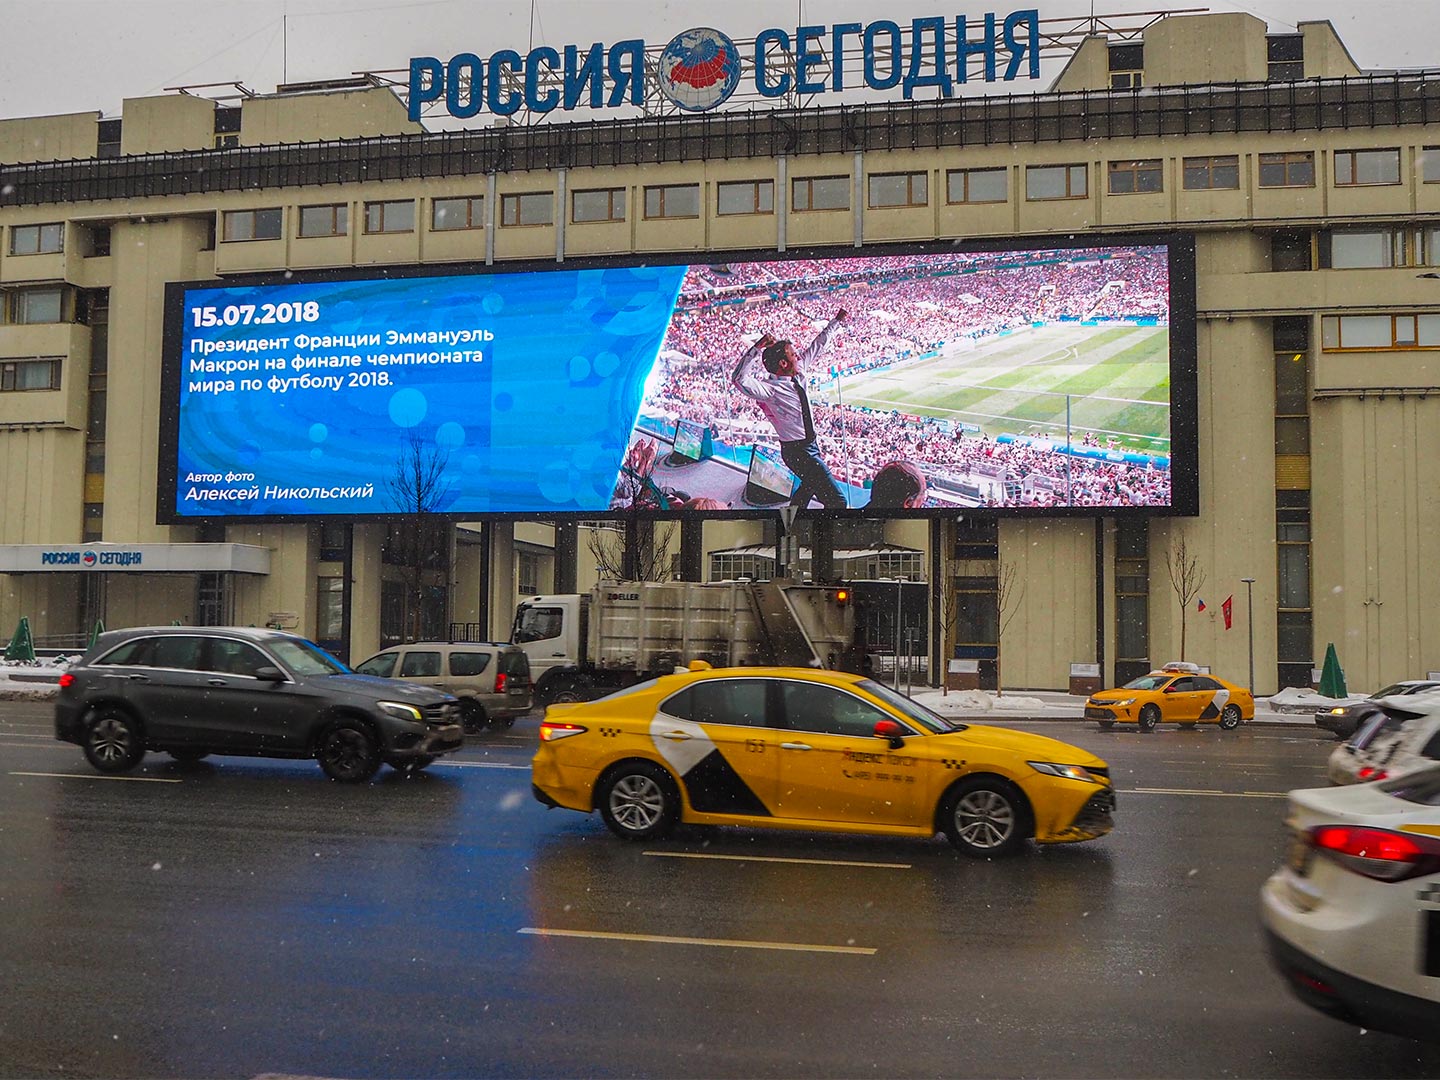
0, 111, 98, 163
239, 87, 419, 146
120, 94, 216, 154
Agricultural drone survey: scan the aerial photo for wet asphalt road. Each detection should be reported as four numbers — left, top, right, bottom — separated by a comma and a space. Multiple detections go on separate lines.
2, 698, 1438, 1080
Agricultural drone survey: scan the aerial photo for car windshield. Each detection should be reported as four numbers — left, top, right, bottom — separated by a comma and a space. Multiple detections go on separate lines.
1372, 683, 1414, 698
269, 637, 350, 676
858, 679, 963, 734
1123, 675, 1171, 691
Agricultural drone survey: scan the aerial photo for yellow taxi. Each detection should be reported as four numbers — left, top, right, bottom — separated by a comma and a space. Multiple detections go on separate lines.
532, 666, 1115, 857
1084, 663, 1254, 732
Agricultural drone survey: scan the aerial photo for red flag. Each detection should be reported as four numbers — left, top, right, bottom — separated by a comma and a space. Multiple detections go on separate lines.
1196, 597, 1206, 613
1222, 595, 1234, 630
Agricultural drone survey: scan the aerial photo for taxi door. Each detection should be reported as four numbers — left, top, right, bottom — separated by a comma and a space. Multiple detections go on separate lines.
652, 677, 779, 818
772, 681, 918, 827
1161, 676, 1206, 721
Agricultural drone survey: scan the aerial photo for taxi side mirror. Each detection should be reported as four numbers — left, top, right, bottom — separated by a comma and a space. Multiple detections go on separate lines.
873, 719, 906, 750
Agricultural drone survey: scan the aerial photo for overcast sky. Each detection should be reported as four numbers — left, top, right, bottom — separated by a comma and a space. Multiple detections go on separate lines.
0, 0, 1432, 124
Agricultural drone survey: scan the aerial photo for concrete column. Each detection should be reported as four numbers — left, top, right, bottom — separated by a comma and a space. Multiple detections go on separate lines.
486, 520, 516, 641
554, 521, 579, 593
679, 518, 704, 581
348, 524, 385, 660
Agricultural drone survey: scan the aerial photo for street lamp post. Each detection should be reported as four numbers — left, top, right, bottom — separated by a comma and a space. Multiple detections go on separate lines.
894, 578, 904, 693
1241, 577, 1257, 694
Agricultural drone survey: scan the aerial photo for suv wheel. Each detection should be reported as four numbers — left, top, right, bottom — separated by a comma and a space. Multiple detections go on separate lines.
316, 720, 381, 783
460, 699, 487, 734
83, 709, 145, 773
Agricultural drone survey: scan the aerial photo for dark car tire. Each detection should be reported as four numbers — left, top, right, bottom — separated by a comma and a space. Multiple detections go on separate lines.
1219, 704, 1243, 731
82, 709, 145, 773
459, 699, 488, 734
387, 754, 435, 774
168, 749, 210, 763
597, 761, 679, 841
1097, 721, 1114, 730
549, 685, 585, 705
316, 720, 382, 783
941, 777, 1031, 858
1137, 704, 1161, 732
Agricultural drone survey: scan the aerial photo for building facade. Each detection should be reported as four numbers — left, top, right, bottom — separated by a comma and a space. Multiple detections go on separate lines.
2, 13, 1437, 693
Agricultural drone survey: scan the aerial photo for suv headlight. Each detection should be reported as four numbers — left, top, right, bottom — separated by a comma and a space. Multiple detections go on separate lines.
377, 701, 423, 723
1029, 761, 1105, 784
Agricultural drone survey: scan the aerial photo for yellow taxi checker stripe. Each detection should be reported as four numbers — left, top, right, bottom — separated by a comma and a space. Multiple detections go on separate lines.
518, 927, 876, 954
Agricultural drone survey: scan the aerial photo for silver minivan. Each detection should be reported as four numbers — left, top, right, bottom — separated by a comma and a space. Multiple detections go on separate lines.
354, 642, 532, 732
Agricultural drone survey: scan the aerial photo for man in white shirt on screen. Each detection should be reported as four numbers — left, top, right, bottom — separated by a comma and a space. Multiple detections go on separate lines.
730, 308, 848, 510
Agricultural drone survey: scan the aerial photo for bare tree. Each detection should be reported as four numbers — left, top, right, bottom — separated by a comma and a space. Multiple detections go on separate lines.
586, 517, 678, 583
935, 554, 960, 696
384, 430, 454, 641
1164, 535, 1207, 662
994, 560, 1025, 697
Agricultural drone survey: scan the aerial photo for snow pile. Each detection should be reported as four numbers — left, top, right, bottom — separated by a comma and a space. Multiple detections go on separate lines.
934, 689, 1049, 712
0, 655, 72, 699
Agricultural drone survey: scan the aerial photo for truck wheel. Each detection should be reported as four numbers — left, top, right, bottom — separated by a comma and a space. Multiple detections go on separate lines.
598, 761, 679, 841
549, 683, 586, 705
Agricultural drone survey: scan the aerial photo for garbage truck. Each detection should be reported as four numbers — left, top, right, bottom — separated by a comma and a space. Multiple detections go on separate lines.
511, 579, 866, 706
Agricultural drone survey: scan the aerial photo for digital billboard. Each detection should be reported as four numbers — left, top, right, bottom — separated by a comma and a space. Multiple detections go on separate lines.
159, 236, 1196, 521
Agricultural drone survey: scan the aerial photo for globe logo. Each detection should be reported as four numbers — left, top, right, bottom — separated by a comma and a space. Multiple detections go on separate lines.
657, 28, 742, 113
81, 550, 97, 567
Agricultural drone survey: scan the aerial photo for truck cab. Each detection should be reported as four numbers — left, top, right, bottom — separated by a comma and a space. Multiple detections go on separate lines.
511, 594, 586, 687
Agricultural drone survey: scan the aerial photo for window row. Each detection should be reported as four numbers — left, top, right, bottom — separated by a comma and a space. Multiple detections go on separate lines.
0, 356, 62, 392
1321, 313, 1440, 351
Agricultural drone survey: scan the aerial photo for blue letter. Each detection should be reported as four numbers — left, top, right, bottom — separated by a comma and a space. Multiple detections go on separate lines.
445, 53, 483, 119
863, 21, 902, 90
487, 49, 522, 115
1004, 9, 1041, 82
830, 23, 861, 90
607, 40, 644, 106
755, 28, 792, 98
902, 16, 953, 99
409, 56, 444, 121
564, 44, 604, 110
956, 14, 998, 84
795, 25, 827, 95
525, 46, 560, 112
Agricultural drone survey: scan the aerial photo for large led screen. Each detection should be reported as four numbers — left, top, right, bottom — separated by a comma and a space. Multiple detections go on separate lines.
160, 237, 1196, 521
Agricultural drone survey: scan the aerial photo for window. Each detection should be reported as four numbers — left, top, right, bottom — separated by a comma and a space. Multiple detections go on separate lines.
716, 180, 774, 216
662, 679, 769, 727
1107, 159, 1162, 195
151, 636, 206, 671
500, 192, 554, 227
432, 195, 485, 231
644, 184, 700, 219
364, 200, 415, 234
1115, 519, 1149, 671
1270, 231, 1312, 271
572, 188, 626, 224
9, 222, 63, 255
83, 225, 111, 257
1182, 155, 1239, 191
0, 358, 61, 391
399, 651, 442, 678
1320, 227, 1438, 269
205, 639, 271, 678
298, 204, 348, 238
868, 172, 927, 209
1108, 43, 1143, 90
8, 287, 65, 324
315, 577, 344, 641
792, 175, 850, 212
1267, 35, 1305, 82
513, 605, 563, 642
1258, 152, 1314, 189
1335, 149, 1401, 187
448, 652, 492, 677
1025, 164, 1087, 200
1321, 313, 1440, 350
946, 168, 1007, 204
221, 208, 282, 242
954, 575, 999, 648
781, 682, 888, 738
96, 119, 121, 159
355, 652, 398, 678
518, 552, 541, 597
96, 638, 153, 667
318, 524, 349, 563
1423, 147, 1440, 184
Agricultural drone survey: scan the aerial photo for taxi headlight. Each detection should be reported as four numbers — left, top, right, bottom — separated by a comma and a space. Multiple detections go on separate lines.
1028, 761, 1104, 784
1109, 698, 1136, 707
378, 701, 424, 723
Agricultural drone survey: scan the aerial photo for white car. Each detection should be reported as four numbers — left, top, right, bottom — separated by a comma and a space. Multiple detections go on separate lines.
1261, 766, 1440, 1042
1327, 698, 1440, 785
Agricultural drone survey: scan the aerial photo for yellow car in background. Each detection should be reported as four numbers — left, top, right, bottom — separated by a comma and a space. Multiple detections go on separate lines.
1085, 664, 1254, 732
532, 666, 1115, 857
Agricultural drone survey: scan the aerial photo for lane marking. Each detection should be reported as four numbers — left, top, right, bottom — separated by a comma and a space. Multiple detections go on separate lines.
518, 927, 875, 955
1122, 787, 1287, 798
8, 771, 182, 783
0, 732, 57, 739
644, 851, 911, 869
433, 760, 528, 770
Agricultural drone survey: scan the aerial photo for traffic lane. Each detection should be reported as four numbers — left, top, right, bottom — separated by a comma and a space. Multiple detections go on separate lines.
3, 728, 1433, 1077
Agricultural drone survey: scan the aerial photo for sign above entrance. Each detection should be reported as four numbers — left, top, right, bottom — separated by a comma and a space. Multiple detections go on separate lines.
0, 544, 271, 575
408, 11, 1043, 121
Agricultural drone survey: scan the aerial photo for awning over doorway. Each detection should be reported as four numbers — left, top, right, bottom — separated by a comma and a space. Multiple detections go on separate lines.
0, 543, 271, 574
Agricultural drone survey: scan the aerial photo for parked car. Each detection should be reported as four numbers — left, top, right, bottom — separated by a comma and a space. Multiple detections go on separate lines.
1261, 764, 1440, 1042
1314, 680, 1440, 739
533, 665, 1115, 857
1084, 662, 1253, 732
354, 641, 532, 732
1327, 695, 1440, 785
54, 626, 463, 782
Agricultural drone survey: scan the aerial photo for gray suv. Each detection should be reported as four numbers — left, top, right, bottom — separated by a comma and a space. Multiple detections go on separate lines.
354, 642, 532, 732
54, 626, 463, 782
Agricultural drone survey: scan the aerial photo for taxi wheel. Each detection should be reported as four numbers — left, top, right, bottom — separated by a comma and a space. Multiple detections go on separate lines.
1137, 704, 1161, 733
1097, 721, 1114, 730
1219, 704, 1243, 731
598, 761, 679, 841
942, 777, 1031, 858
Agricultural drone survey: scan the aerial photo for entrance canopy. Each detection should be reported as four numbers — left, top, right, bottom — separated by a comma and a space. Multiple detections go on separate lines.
0, 543, 270, 574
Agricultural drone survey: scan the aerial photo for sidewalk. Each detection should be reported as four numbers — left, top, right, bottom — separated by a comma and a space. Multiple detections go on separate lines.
903, 685, 1318, 728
